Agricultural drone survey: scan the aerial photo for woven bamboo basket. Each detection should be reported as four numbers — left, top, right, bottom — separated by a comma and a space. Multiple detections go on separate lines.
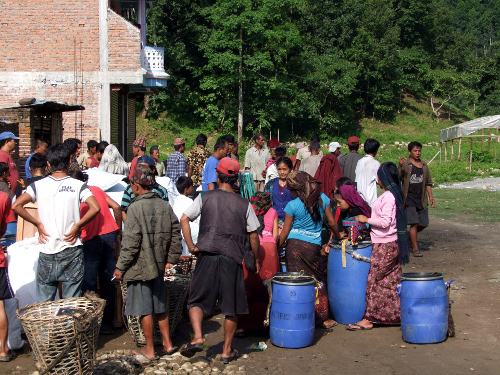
17, 293, 105, 375
121, 274, 191, 346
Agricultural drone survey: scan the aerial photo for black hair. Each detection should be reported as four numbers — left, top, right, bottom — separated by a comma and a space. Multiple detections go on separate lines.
334, 188, 343, 199
0, 162, 8, 175
309, 141, 321, 152
221, 134, 235, 144
47, 144, 71, 171
34, 138, 49, 150
176, 176, 193, 194
97, 141, 108, 154
253, 133, 265, 141
196, 134, 208, 145
217, 171, 238, 185
70, 169, 88, 183
29, 152, 47, 171
63, 138, 80, 156
348, 144, 360, 151
174, 143, 184, 152
311, 135, 320, 142
275, 145, 287, 158
0, 139, 12, 148
87, 140, 98, 150
380, 163, 401, 188
335, 176, 354, 189
150, 145, 159, 154
214, 138, 228, 152
275, 157, 293, 170
364, 138, 380, 154
408, 141, 423, 151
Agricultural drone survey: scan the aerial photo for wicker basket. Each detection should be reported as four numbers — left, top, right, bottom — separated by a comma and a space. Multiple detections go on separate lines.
17, 294, 105, 375
121, 274, 191, 346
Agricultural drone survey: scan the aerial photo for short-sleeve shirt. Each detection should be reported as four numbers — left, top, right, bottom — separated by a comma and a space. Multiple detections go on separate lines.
80, 186, 119, 242
284, 193, 330, 246
261, 207, 278, 243
0, 192, 12, 267
184, 194, 260, 233
186, 146, 211, 187
166, 152, 187, 184
406, 164, 424, 209
244, 146, 270, 182
26, 176, 93, 254
0, 149, 19, 193
296, 146, 323, 161
201, 156, 220, 191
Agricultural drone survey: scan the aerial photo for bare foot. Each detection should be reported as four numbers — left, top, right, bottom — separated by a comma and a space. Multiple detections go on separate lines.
190, 337, 204, 345
322, 319, 338, 329
133, 349, 156, 360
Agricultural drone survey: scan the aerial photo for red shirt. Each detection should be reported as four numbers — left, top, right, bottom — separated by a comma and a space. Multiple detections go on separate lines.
0, 150, 19, 193
0, 191, 12, 267
89, 155, 99, 169
80, 186, 119, 242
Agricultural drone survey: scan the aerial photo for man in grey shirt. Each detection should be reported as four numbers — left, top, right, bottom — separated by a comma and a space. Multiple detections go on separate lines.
299, 141, 322, 177
244, 133, 270, 192
339, 136, 363, 182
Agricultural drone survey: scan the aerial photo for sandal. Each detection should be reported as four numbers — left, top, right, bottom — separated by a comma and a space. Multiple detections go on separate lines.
221, 348, 238, 364
322, 320, 338, 329
133, 349, 159, 363
180, 342, 204, 358
412, 250, 423, 257
158, 346, 179, 356
346, 323, 373, 331
0, 351, 16, 362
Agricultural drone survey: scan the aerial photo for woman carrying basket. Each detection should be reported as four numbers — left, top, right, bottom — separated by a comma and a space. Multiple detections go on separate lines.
347, 162, 409, 331
278, 171, 340, 329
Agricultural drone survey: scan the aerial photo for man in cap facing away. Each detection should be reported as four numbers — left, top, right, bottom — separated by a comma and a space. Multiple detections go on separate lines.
179, 157, 260, 363
339, 136, 363, 182
166, 138, 187, 184
129, 137, 147, 180
0, 132, 20, 193
114, 164, 182, 361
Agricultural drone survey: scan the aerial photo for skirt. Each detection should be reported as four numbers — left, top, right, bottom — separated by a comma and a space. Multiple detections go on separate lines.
238, 242, 279, 329
285, 238, 329, 322
363, 240, 402, 324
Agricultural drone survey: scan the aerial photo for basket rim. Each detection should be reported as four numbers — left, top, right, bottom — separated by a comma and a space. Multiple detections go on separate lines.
16, 296, 104, 321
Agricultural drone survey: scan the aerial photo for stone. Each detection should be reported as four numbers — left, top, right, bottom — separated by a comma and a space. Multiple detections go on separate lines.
172, 363, 181, 371
223, 364, 238, 373
193, 361, 209, 368
181, 362, 194, 372
191, 371, 203, 375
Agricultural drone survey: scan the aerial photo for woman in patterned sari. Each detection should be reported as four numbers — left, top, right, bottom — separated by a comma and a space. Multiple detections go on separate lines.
347, 162, 409, 330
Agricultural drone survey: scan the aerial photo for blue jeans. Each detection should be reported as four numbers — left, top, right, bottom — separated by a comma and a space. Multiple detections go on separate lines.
82, 232, 118, 330
37, 246, 84, 302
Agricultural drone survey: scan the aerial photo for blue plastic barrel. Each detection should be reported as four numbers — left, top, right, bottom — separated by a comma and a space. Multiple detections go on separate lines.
327, 240, 372, 324
399, 272, 449, 344
270, 272, 316, 348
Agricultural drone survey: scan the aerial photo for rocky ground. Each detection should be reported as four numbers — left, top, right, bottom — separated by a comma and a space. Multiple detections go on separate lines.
3, 215, 499, 375
438, 176, 500, 191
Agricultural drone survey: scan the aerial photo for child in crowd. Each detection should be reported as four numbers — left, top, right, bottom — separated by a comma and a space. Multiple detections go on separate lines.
172, 176, 199, 256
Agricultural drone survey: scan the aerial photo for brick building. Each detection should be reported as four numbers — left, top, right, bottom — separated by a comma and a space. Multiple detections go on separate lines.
0, 0, 169, 173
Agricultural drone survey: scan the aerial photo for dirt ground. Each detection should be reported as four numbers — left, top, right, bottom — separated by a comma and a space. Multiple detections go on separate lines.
2, 215, 499, 375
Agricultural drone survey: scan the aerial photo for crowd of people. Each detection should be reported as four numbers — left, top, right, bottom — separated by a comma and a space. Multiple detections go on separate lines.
0, 129, 436, 364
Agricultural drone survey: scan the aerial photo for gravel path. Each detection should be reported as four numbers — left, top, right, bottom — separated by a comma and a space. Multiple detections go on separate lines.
438, 177, 500, 191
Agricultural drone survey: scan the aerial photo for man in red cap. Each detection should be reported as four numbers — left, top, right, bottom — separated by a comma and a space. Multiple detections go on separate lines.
180, 157, 260, 363
129, 136, 147, 180
166, 138, 187, 184
339, 136, 363, 182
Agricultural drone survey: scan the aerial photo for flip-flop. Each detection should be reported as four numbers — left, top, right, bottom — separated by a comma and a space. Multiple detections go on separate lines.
221, 349, 238, 364
412, 250, 424, 257
346, 323, 373, 331
158, 346, 179, 356
0, 351, 16, 362
322, 321, 338, 329
133, 349, 159, 363
180, 342, 204, 357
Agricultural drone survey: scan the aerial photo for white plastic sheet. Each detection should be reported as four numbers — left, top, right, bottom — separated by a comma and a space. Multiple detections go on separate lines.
85, 168, 127, 191
439, 115, 500, 142
156, 176, 179, 205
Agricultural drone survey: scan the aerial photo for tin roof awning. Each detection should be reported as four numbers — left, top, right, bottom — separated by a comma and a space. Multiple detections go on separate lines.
1, 100, 85, 113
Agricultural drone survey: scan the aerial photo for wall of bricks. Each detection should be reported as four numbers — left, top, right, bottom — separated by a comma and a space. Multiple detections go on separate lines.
0, 0, 100, 72
108, 10, 142, 72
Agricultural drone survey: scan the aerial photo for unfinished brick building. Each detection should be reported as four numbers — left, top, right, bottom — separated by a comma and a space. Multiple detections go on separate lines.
0, 0, 169, 173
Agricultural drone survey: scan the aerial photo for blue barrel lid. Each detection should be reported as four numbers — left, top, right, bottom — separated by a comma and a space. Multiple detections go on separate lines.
272, 272, 316, 286
329, 239, 372, 249
399, 272, 443, 281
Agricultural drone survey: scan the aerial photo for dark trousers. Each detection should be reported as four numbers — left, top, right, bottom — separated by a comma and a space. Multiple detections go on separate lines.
82, 232, 118, 330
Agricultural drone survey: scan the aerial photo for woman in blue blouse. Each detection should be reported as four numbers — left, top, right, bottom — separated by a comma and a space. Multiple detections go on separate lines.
264, 157, 294, 232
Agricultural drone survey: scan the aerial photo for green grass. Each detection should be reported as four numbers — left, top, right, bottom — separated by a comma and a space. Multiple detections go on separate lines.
431, 189, 500, 223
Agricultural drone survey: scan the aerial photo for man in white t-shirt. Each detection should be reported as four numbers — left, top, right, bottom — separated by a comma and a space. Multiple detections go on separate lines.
355, 138, 381, 207
13, 144, 100, 302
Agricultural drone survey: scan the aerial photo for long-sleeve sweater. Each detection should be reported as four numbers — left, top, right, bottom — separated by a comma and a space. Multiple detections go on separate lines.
368, 190, 397, 243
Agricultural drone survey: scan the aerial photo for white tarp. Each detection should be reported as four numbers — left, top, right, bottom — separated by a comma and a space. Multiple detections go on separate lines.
440, 115, 500, 142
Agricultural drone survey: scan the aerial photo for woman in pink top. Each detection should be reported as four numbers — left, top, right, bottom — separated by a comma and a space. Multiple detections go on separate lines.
237, 192, 279, 334
348, 162, 409, 331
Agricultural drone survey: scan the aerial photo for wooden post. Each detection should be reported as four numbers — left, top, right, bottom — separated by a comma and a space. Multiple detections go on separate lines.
496, 129, 499, 158
440, 142, 442, 163
451, 140, 454, 160
488, 135, 491, 153
458, 138, 462, 159
445, 142, 448, 161
481, 129, 484, 151
470, 137, 473, 153
470, 150, 473, 172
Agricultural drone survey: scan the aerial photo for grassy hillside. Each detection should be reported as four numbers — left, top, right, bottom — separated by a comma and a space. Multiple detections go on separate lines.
137, 97, 500, 184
